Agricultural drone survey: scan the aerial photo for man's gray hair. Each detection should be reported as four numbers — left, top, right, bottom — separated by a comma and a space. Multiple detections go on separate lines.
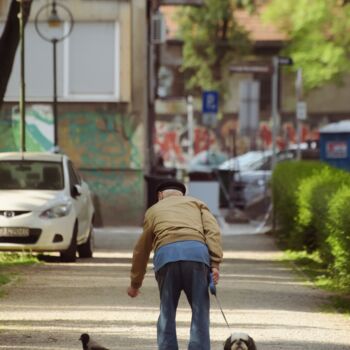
161, 189, 183, 198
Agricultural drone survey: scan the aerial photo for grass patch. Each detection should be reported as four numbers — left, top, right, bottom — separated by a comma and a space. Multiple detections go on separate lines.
281, 250, 350, 315
0, 252, 38, 267
0, 252, 38, 293
0, 274, 11, 285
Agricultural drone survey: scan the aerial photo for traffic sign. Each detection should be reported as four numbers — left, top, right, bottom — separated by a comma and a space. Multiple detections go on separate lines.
230, 64, 271, 74
202, 113, 217, 127
278, 56, 293, 66
202, 91, 219, 114
297, 101, 307, 120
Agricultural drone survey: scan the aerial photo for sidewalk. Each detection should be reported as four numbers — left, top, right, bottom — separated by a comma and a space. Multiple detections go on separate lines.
94, 211, 271, 241
91, 224, 350, 349
0, 226, 350, 349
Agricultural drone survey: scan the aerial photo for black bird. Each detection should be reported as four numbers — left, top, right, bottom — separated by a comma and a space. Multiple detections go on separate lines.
79, 333, 110, 350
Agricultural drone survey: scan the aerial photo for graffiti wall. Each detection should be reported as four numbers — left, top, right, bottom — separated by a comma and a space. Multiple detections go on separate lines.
0, 105, 54, 151
59, 110, 144, 226
155, 114, 321, 168
155, 117, 217, 168
0, 104, 144, 226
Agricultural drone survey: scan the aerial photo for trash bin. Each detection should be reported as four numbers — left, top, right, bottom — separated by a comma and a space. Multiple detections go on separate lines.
320, 121, 350, 171
144, 167, 176, 208
187, 171, 220, 216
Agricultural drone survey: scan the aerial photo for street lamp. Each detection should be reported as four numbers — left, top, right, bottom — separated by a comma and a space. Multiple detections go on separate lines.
17, 0, 27, 152
34, 0, 73, 150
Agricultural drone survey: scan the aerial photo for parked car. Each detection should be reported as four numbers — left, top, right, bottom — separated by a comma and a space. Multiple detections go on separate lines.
0, 152, 95, 262
219, 145, 319, 207
188, 150, 228, 173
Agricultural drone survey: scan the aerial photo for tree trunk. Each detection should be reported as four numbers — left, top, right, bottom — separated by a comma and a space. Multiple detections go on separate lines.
0, 0, 32, 111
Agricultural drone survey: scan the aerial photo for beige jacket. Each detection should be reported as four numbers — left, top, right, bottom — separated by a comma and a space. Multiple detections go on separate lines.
130, 195, 223, 289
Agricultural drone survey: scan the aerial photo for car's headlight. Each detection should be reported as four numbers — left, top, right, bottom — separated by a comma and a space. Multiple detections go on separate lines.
40, 202, 72, 219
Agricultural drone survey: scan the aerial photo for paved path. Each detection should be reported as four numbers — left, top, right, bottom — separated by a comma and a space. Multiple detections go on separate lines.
0, 228, 350, 349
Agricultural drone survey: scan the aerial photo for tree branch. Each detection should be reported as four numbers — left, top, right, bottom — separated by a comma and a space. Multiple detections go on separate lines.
0, 0, 33, 110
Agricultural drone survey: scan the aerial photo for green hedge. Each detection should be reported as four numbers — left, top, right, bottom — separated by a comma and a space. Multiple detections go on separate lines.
296, 167, 350, 263
271, 161, 350, 289
327, 186, 350, 288
271, 160, 326, 245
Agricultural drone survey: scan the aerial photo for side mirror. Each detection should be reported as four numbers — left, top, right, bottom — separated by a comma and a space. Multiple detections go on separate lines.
71, 184, 82, 198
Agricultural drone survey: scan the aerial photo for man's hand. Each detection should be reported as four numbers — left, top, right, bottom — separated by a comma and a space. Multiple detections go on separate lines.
127, 286, 140, 298
211, 267, 220, 284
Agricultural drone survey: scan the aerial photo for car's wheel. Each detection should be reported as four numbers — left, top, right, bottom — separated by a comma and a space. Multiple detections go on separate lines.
78, 224, 94, 258
60, 222, 78, 262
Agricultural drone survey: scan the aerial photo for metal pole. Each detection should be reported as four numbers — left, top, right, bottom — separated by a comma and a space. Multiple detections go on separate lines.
52, 39, 58, 148
147, 0, 157, 174
34, 1, 74, 152
271, 56, 279, 167
296, 68, 303, 161
187, 95, 194, 160
18, 0, 26, 152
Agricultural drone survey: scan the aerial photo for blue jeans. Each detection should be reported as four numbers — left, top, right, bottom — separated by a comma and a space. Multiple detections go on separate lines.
155, 261, 210, 350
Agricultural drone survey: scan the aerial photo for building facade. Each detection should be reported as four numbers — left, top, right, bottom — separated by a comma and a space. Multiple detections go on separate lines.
0, 0, 148, 226
155, 4, 350, 168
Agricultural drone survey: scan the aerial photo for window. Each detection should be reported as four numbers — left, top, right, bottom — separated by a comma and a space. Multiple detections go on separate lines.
2, 21, 120, 102
64, 22, 120, 100
0, 161, 63, 190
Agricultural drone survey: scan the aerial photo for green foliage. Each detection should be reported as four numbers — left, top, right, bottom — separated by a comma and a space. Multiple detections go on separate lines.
0, 252, 37, 266
175, 0, 252, 99
327, 186, 350, 288
295, 167, 350, 261
263, 0, 350, 91
272, 161, 350, 292
283, 249, 327, 279
0, 252, 38, 292
282, 250, 350, 301
0, 274, 10, 286
271, 160, 326, 245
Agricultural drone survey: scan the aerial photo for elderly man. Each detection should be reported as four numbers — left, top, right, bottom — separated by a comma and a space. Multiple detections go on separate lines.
127, 180, 223, 350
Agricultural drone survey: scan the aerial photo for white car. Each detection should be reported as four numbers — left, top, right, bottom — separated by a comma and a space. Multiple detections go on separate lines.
0, 152, 95, 262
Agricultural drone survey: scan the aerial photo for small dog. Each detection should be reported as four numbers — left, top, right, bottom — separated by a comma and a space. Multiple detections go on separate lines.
224, 332, 257, 350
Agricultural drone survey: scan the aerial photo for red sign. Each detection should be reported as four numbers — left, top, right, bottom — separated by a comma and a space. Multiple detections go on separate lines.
326, 141, 348, 159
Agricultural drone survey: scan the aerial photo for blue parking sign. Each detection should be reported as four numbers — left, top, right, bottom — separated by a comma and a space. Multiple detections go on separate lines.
202, 91, 219, 113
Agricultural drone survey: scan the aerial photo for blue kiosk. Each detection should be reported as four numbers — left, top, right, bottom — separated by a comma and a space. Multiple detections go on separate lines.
319, 120, 350, 171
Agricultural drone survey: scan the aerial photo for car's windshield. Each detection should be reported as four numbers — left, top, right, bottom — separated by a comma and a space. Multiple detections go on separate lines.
219, 151, 273, 171
0, 161, 64, 190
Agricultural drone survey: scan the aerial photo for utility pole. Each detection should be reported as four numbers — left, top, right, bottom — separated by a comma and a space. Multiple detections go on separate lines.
146, 0, 162, 174
295, 68, 306, 160
18, 0, 26, 152
271, 56, 293, 167
187, 95, 194, 160
271, 56, 279, 167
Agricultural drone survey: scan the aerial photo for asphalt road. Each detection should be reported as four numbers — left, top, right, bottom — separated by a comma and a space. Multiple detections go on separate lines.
0, 227, 350, 349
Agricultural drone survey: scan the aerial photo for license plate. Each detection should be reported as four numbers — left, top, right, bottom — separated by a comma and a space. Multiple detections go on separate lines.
0, 227, 30, 237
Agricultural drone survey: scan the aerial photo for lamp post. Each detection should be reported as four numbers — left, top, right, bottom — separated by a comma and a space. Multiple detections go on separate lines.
34, 0, 73, 150
17, 0, 26, 152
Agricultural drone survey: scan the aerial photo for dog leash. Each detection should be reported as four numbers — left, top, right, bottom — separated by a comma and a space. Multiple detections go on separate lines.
209, 273, 231, 329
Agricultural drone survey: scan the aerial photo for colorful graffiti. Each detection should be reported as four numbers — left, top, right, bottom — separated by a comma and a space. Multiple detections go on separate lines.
155, 116, 321, 167
81, 169, 144, 226
155, 120, 216, 167
60, 111, 142, 169
0, 106, 144, 226
0, 105, 54, 152
59, 111, 144, 225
